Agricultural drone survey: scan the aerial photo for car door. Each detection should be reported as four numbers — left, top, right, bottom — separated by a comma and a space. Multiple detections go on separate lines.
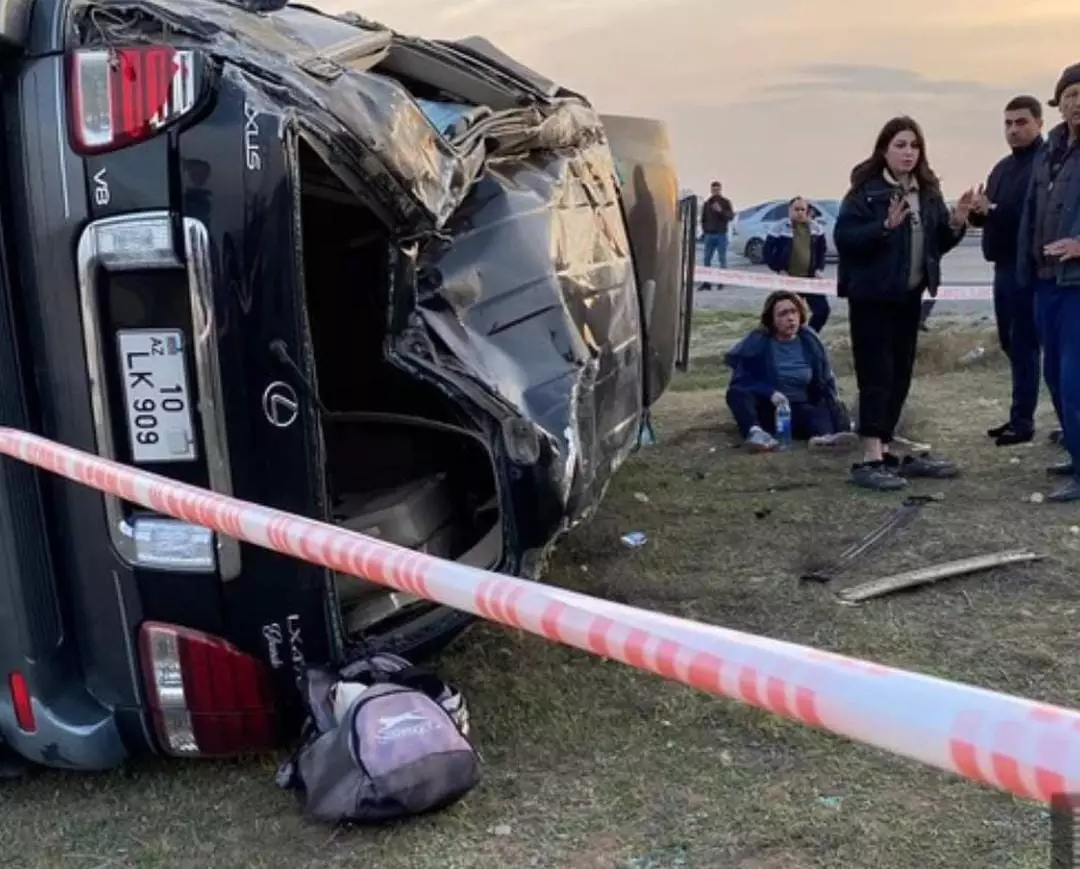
599, 114, 691, 407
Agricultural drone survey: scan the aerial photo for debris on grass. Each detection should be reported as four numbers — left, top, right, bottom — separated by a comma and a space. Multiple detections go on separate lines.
836, 550, 1044, 603
960, 346, 986, 365
799, 496, 938, 584
620, 531, 648, 548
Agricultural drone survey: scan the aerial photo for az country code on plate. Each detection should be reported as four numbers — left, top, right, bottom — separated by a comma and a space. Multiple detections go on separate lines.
117, 329, 198, 464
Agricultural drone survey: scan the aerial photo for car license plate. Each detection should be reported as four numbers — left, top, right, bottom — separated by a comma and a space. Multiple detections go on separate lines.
117, 329, 197, 464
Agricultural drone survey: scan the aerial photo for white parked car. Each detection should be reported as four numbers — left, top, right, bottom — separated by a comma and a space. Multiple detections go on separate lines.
730, 198, 840, 264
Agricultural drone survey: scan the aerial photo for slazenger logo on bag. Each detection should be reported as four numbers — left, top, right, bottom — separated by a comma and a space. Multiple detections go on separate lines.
376, 710, 444, 742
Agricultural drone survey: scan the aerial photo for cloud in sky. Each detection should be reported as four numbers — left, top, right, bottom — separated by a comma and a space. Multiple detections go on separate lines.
761, 65, 1008, 98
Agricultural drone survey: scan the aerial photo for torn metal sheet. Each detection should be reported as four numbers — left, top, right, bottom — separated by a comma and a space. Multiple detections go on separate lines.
415, 139, 644, 519
72, 0, 605, 232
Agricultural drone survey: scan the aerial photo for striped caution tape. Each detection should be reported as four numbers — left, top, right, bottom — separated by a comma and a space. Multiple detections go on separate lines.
694, 266, 994, 301
0, 425, 1076, 803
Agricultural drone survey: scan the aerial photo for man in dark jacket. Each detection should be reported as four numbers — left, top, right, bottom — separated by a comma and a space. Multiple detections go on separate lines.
763, 196, 830, 331
700, 180, 734, 289
1016, 63, 1080, 501
970, 95, 1045, 446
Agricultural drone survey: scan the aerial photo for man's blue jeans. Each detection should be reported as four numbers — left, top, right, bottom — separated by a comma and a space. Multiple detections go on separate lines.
703, 232, 728, 269
994, 265, 1040, 435
1034, 278, 1080, 473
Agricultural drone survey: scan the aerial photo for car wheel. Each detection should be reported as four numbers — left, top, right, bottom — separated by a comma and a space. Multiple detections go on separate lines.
745, 238, 765, 264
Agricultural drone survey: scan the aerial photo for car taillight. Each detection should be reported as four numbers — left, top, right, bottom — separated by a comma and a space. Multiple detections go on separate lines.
8, 671, 35, 733
138, 622, 278, 758
69, 46, 199, 154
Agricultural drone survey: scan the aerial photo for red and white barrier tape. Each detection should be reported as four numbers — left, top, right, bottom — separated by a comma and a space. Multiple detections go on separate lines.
695, 266, 994, 301
1, 426, 1077, 803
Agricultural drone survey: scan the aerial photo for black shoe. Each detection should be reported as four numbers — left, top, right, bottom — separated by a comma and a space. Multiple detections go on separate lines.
987, 422, 1010, 439
995, 428, 1034, 447
849, 461, 907, 491
1048, 460, 1074, 477
884, 452, 959, 479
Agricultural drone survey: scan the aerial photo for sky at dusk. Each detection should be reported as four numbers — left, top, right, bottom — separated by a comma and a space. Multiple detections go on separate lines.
312, 0, 1080, 209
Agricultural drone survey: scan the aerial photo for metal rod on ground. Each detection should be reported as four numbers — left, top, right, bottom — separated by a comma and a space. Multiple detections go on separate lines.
836, 550, 1043, 604
801, 494, 942, 583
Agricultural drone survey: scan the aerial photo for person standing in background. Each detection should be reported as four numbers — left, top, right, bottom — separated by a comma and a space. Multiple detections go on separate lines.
1016, 63, 1080, 501
835, 116, 973, 491
969, 95, 1045, 446
763, 196, 830, 331
699, 180, 734, 290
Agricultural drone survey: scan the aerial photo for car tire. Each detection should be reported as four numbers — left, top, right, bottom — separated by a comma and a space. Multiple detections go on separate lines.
745, 238, 764, 264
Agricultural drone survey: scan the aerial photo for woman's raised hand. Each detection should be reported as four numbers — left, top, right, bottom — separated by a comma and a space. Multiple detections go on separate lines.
884, 193, 910, 229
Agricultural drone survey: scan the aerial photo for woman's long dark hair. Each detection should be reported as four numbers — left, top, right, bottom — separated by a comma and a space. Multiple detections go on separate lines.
848, 116, 941, 196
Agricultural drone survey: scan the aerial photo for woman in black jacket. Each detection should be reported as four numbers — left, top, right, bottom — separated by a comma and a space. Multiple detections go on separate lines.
835, 116, 975, 491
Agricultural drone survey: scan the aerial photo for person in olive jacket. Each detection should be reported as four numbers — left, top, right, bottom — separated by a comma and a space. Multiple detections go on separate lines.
835, 115, 975, 491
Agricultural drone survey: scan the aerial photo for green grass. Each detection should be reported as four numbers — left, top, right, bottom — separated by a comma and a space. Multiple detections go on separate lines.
1, 336, 1074, 869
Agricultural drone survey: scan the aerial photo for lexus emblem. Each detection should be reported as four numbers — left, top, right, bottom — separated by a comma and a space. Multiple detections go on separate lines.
262, 381, 299, 428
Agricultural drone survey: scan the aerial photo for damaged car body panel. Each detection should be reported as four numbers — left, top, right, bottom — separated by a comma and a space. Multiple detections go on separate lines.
0, 0, 689, 770
413, 139, 645, 540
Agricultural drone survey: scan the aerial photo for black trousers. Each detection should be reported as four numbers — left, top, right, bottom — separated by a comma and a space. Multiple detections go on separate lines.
799, 292, 831, 332
849, 293, 923, 443
993, 264, 1040, 433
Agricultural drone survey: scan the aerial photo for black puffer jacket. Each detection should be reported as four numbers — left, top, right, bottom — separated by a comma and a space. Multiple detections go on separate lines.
835, 174, 964, 302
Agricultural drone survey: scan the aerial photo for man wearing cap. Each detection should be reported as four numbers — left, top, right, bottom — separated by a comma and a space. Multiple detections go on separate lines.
1017, 63, 1080, 501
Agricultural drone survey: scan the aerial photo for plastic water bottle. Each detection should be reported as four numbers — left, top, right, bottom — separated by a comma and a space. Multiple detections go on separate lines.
775, 401, 792, 450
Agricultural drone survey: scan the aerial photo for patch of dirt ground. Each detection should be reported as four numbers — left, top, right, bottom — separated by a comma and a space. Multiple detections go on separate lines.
1, 336, 1076, 869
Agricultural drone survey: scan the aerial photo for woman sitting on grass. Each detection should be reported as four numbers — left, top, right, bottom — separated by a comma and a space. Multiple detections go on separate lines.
724, 291, 855, 451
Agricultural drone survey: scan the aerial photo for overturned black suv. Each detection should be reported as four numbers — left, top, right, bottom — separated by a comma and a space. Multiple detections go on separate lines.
0, 0, 691, 770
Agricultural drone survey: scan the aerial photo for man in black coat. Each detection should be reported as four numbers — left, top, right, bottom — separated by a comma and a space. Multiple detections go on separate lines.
970, 95, 1045, 445
699, 180, 734, 289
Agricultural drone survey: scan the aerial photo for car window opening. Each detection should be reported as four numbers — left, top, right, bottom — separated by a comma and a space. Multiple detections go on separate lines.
296, 140, 503, 638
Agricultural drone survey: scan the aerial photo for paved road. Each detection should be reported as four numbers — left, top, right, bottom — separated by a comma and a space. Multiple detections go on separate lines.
694, 238, 996, 318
